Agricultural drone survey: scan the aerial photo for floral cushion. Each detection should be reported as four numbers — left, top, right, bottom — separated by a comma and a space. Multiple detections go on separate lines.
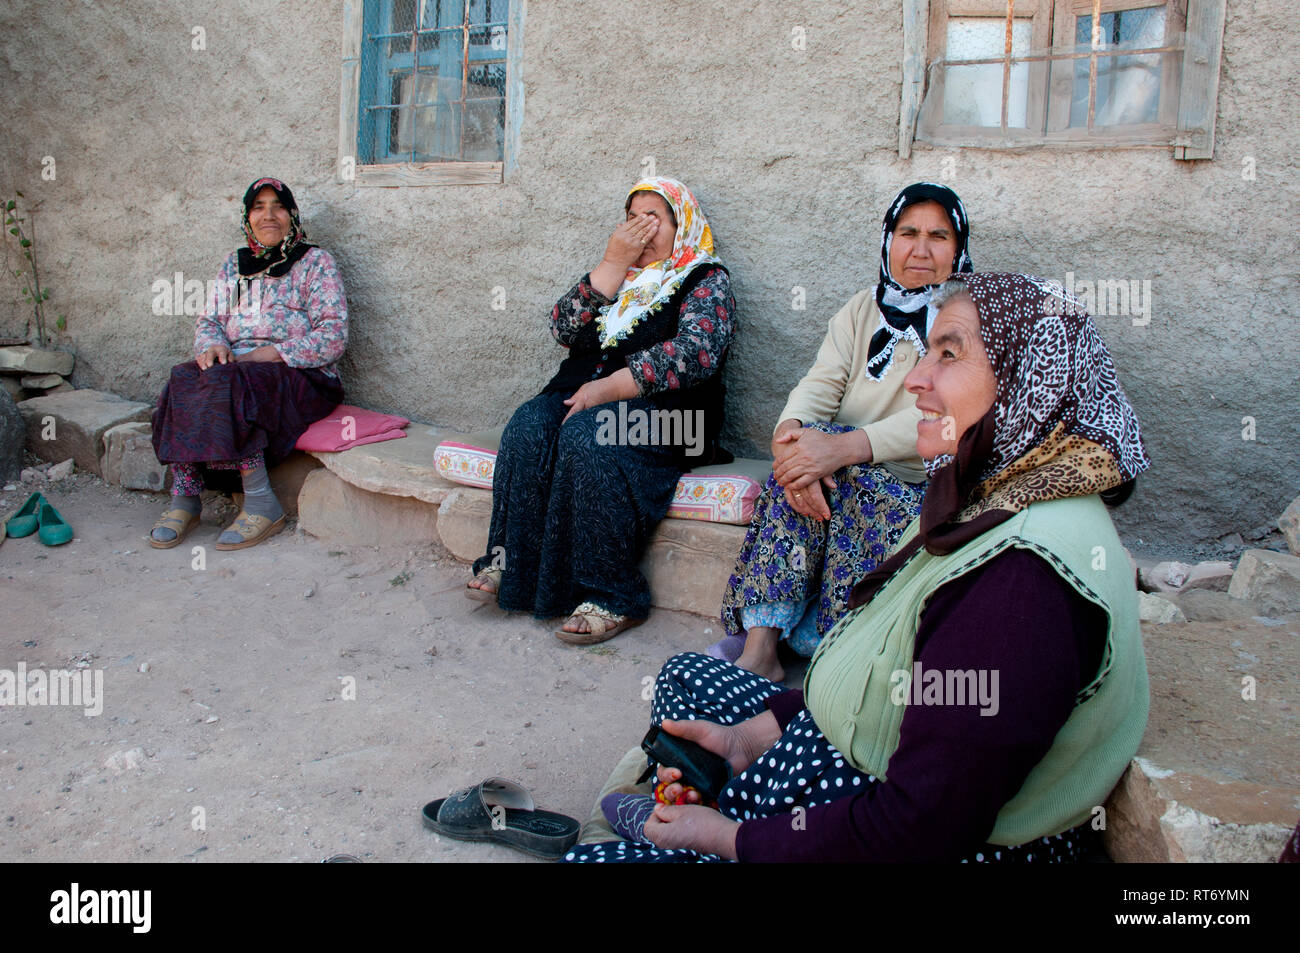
433, 431, 767, 525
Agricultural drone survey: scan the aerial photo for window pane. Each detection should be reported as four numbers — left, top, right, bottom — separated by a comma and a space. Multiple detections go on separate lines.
1071, 7, 1167, 127
388, 0, 417, 56
944, 18, 1033, 128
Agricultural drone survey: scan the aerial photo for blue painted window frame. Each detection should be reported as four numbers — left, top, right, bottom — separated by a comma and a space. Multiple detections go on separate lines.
358, 0, 513, 166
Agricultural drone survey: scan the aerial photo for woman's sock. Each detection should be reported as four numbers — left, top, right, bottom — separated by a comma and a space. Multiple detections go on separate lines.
238, 465, 283, 521
151, 494, 201, 542
601, 793, 658, 844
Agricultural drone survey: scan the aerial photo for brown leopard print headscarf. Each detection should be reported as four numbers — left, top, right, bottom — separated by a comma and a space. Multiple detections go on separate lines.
849, 272, 1150, 608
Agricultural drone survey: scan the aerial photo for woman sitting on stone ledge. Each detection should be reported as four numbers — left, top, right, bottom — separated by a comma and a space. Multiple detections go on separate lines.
566, 273, 1151, 862
149, 177, 346, 551
466, 176, 734, 644
714, 183, 973, 680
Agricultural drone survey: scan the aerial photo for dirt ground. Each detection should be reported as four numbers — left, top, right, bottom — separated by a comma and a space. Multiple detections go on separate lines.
0, 475, 758, 863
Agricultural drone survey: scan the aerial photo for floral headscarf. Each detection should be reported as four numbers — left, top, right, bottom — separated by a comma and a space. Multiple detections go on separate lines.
866, 182, 973, 380
237, 177, 315, 279
597, 176, 723, 349
849, 273, 1150, 607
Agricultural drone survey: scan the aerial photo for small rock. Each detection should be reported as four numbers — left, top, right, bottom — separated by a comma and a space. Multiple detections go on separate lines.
1140, 560, 1191, 592
1280, 496, 1300, 557
1137, 591, 1187, 624
104, 747, 147, 774
204, 715, 219, 724
138, 662, 150, 674
1245, 524, 1273, 542
1182, 560, 1234, 593
46, 458, 74, 481
19, 373, 64, 389
1217, 532, 1244, 550
2, 483, 14, 491
1229, 549, 1300, 615
303, 586, 315, 599
19, 467, 43, 483
473, 739, 485, 747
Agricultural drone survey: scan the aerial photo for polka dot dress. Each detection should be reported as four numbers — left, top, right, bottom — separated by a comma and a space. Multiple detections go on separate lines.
563, 653, 1095, 864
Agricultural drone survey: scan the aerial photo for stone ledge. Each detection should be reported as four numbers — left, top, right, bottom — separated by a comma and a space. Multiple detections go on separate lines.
297, 468, 438, 547
306, 421, 459, 505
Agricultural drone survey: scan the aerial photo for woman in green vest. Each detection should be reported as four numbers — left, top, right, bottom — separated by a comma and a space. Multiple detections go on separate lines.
566, 272, 1151, 863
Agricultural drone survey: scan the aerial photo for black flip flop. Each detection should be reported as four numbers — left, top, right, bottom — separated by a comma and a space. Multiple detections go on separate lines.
422, 777, 580, 860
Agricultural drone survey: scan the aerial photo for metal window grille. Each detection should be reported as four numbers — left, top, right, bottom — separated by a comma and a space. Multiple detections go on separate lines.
358, 0, 509, 164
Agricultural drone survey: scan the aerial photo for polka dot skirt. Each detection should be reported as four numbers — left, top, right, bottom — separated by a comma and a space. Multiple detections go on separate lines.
564, 653, 1095, 863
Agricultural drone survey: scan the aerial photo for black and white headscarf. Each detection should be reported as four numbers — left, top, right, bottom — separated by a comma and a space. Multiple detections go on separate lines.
866, 183, 973, 380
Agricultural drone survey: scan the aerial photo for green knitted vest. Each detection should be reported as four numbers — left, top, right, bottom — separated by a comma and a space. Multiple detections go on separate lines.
804, 494, 1149, 846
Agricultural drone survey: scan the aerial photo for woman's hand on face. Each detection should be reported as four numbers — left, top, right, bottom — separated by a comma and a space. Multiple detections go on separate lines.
643, 803, 740, 859
196, 345, 233, 370
603, 212, 660, 273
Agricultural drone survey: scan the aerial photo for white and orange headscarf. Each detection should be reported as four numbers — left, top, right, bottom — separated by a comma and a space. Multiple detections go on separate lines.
597, 176, 722, 349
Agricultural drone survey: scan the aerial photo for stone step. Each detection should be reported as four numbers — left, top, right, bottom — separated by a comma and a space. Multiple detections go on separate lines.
297, 467, 439, 547
424, 483, 746, 617
19, 388, 152, 476
306, 421, 460, 504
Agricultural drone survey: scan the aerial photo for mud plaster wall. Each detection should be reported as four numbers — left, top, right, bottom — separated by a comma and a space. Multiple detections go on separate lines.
0, 0, 1296, 552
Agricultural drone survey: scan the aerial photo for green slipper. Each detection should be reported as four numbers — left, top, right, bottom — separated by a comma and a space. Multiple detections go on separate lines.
37, 501, 73, 546
5, 492, 46, 538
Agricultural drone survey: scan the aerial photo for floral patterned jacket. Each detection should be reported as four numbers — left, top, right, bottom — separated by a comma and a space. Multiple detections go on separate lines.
549, 267, 734, 395
194, 247, 348, 377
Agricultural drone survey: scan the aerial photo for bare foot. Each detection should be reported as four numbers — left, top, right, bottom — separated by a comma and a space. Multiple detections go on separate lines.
734, 625, 784, 683
467, 571, 499, 594
562, 613, 592, 633
734, 648, 785, 684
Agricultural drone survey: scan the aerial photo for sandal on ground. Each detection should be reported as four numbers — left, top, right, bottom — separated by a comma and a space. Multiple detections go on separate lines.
422, 777, 580, 860
149, 507, 201, 550
554, 601, 644, 646
213, 511, 285, 551
465, 568, 502, 603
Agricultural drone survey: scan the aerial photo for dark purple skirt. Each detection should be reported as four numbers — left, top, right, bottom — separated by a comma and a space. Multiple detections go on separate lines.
151, 361, 342, 488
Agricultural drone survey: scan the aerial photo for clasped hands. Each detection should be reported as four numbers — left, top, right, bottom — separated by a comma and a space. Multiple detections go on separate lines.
639, 713, 781, 860
770, 420, 873, 521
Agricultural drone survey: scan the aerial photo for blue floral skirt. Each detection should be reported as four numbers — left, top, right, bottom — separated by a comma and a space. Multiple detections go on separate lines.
719, 423, 925, 656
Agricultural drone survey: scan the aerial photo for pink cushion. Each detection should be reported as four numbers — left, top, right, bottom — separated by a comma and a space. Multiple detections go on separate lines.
432, 433, 765, 525
296, 404, 410, 453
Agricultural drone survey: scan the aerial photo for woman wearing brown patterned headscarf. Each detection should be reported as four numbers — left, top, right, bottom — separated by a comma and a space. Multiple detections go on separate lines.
567, 272, 1151, 864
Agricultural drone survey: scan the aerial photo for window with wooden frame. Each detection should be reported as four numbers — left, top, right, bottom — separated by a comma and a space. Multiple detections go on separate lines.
338, 0, 524, 186
899, 0, 1226, 159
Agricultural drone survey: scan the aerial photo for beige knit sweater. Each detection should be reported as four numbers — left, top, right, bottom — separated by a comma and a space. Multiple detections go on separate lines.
776, 290, 926, 484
